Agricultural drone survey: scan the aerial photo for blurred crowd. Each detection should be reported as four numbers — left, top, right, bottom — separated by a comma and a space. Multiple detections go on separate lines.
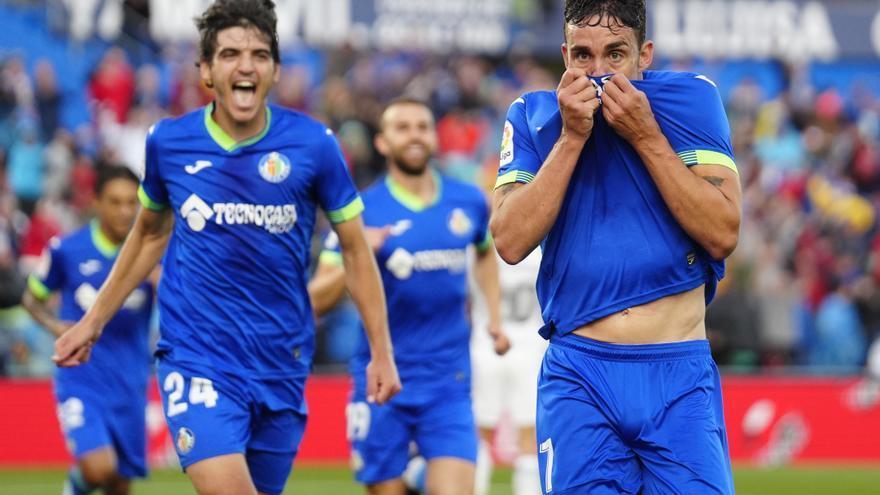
2, 18, 880, 378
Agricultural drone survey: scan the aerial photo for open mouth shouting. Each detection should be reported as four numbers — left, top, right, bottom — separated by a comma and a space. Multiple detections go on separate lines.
231, 80, 258, 110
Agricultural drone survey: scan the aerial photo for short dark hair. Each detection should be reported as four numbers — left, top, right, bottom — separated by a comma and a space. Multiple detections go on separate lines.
564, 0, 647, 46
379, 97, 433, 131
95, 165, 139, 196
195, 0, 280, 64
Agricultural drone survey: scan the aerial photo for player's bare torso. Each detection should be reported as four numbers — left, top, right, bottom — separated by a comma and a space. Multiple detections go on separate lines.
572, 285, 706, 344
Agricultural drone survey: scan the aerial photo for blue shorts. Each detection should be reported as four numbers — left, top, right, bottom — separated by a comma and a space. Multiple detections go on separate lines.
537, 333, 734, 495
157, 357, 307, 495
55, 388, 147, 479
348, 377, 477, 485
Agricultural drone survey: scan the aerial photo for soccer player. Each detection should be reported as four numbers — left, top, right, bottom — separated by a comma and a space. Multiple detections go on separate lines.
490, 0, 742, 493
53, 2, 400, 495
470, 248, 545, 495
22, 166, 153, 495
311, 98, 510, 495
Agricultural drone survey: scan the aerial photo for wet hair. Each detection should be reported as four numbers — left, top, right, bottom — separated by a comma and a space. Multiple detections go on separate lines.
564, 0, 647, 46
195, 0, 280, 64
95, 165, 139, 196
379, 97, 433, 131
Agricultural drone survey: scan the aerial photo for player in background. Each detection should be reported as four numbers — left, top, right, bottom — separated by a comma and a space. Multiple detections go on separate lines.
22, 166, 154, 495
52, 2, 400, 495
310, 98, 510, 495
491, 0, 742, 493
469, 247, 545, 495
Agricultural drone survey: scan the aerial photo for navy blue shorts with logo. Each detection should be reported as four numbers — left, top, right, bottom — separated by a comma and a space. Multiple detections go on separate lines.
157, 357, 306, 495
537, 333, 734, 494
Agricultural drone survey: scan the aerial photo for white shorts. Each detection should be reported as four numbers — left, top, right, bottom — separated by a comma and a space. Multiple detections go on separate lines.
471, 338, 548, 428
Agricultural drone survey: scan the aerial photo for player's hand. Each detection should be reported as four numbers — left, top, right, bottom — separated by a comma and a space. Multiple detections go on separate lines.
366, 353, 402, 405
52, 319, 101, 367
489, 325, 511, 356
557, 68, 601, 142
601, 74, 661, 144
364, 226, 392, 252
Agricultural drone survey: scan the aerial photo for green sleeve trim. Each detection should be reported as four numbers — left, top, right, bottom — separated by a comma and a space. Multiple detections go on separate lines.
494, 170, 535, 189
476, 230, 493, 253
28, 275, 52, 301
318, 250, 344, 266
677, 150, 738, 175
138, 185, 167, 211
327, 197, 365, 224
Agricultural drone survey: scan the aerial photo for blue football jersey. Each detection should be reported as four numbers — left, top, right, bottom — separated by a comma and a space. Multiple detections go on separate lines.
29, 222, 154, 399
496, 71, 734, 338
322, 172, 491, 386
139, 103, 363, 379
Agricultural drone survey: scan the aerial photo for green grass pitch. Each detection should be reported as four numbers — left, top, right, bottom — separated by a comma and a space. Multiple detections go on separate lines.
1, 465, 879, 494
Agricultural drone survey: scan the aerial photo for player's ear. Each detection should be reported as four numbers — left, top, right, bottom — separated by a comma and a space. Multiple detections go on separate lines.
561, 42, 570, 69
272, 63, 281, 84
638, 40, 654, 72
374, 132, 389, 157
198, 61, 213, 89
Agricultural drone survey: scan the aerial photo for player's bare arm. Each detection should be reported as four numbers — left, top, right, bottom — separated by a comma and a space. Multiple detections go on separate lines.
308, 262, 347, 318
53, 207, 172, 367
21, 290, 71, 338
333, 216, 401, 404
491, 69, 600, 264
309, 226, 391, 317
472, 241, 510, 356
601, 74, 741, 260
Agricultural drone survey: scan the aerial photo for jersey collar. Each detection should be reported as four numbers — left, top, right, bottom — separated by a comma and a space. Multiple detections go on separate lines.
204, 102, 272, 152
90, 220, 120, 258
386, 170, 442, 212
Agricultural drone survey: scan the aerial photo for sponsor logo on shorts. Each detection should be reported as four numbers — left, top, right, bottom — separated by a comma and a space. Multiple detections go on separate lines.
176, 427, 195, 454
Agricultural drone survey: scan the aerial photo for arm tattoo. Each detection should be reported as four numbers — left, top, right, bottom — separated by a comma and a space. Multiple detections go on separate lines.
496, 183, 518, 199
703, 176, 725, 187
494, 183, 519, 209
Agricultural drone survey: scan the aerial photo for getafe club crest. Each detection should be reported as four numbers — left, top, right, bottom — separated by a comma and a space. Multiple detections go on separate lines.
448, 208, 472, 237
176, 427, 195, 454
258, 151, 291, 183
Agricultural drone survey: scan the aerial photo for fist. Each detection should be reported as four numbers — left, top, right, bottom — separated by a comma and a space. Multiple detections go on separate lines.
557, 69, 601, 141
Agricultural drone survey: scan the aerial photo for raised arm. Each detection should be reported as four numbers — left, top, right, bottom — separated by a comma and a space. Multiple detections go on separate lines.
491, 69, 600, 264
332, 217, 400, 404
601, 74, 741, 260
54, 207, 172, 366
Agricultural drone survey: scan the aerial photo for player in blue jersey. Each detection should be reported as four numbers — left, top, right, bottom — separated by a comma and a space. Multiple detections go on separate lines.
22, 166, 154, 495
52, 2, 400, 495
310, 98, 510, 495
491, 1, 742, 493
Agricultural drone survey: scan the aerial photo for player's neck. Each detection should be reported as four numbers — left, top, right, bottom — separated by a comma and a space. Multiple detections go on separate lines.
389, 167, 436, 205
92, 220, 123, 251
210, 103, 268, 143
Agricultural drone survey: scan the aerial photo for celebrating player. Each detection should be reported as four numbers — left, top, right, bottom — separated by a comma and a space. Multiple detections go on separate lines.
311, 98, 510, 495
52, 2, 400, 494
22, 166, 153, 495
491, 0, 742, 493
